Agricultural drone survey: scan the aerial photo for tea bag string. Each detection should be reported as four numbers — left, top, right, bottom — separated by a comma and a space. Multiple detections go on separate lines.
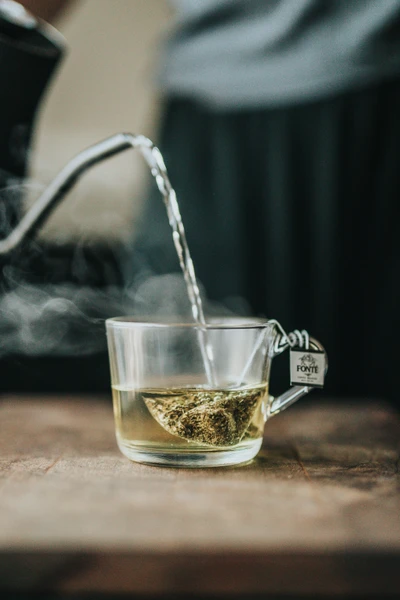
268, 319, 310, 353
236, 321, 310, 387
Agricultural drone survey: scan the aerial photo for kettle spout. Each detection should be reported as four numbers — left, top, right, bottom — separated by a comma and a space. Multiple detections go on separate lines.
0, 132, 155, 258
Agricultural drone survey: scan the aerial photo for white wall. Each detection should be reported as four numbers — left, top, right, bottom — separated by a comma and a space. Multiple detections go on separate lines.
28, 0, 173, 243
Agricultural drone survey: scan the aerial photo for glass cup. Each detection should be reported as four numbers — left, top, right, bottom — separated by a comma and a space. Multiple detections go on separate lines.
106, 317, 326, 468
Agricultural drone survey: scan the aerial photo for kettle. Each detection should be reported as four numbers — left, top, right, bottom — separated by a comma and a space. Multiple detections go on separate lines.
0, 2, 163, 266
0, 0, 65, 238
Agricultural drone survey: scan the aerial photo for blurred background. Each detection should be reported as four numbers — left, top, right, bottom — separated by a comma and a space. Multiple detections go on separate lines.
1, 0, 400, 405
30, 0, 171, 242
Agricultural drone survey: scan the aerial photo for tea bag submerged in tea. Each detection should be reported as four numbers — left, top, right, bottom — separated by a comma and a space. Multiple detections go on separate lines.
143, 387, 265, 447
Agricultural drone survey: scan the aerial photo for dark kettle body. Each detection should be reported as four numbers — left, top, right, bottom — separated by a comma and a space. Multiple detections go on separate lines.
0, 2, 64, 238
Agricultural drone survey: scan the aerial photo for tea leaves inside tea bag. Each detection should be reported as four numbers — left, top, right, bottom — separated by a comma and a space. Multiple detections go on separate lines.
143, 386, 265, 447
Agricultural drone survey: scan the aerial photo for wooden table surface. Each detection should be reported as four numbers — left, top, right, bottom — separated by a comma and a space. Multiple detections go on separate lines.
0, 395, 399, 596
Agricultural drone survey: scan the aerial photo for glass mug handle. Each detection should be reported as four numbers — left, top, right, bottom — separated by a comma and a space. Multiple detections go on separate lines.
269, 337, 328, 416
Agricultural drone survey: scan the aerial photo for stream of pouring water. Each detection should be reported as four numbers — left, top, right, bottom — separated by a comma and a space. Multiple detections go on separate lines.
131, 136, 216, 387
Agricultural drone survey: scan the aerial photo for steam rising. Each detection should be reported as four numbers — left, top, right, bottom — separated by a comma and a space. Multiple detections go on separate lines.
0, 273, 242, 357
0, 280, 116, 356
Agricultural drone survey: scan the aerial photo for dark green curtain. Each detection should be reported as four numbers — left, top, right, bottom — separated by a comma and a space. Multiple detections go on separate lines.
129, 79, 400, 403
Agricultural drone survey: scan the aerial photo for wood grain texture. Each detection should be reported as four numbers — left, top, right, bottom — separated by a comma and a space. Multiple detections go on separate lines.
0, 395, 399, 595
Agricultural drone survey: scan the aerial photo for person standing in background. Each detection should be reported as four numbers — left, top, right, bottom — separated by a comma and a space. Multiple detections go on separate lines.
5, 0, 400, 402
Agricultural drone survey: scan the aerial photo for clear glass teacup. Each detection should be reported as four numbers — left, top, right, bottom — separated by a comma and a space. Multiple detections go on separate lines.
106, 317, 326, 468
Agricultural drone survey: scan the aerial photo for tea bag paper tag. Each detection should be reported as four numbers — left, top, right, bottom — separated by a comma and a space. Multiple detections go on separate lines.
290, 349, 325, 388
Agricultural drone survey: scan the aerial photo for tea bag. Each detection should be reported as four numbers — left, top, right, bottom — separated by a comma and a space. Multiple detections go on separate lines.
143, 387, 262, 447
